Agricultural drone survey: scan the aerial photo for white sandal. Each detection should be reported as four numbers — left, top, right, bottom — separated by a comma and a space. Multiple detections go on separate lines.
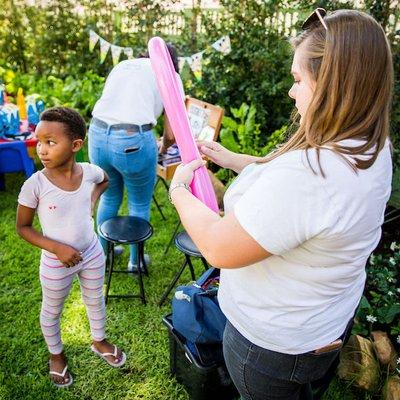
49, 365, 73, 388
91, 344, 126, 368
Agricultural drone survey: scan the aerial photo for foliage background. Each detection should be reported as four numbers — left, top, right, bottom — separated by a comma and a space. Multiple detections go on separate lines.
0, 1, 399, 398
1, 0, 398, 149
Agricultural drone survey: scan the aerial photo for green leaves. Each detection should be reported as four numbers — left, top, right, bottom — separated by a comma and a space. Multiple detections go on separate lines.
219, 102, 287, 162
382, 304, 400, 324
355, 243, 400, 338
219, 127, 240, 153
219, 103, 262, 156
4, 70, 105, 120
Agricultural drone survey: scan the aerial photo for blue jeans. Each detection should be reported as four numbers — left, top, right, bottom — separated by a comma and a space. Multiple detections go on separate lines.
223, 319, 351, 400
88, 121, 157, 263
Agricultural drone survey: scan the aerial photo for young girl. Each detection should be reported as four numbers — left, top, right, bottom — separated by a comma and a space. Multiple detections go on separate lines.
168, 9, 393, 400
16, 107, 126, 388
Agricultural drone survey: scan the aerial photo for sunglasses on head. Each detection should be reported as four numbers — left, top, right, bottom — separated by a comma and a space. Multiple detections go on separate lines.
302, 8, 328, 31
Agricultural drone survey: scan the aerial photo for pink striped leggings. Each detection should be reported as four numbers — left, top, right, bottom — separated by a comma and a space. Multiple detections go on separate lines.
39, 238, 106, 355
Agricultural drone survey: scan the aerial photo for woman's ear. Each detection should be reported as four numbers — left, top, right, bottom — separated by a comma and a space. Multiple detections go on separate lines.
72, 139, 84, 153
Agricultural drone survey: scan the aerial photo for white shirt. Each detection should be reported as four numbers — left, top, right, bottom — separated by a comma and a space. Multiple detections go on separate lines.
219, 140, 392, 354
92, 58, 184, 126
18, 163, 105, 254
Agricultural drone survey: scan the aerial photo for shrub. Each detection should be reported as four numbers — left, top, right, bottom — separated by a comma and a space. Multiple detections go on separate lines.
2, 69, 105, 120
354, 242, 400, 346
215, 102, 287, 183
190, 0, 294, 138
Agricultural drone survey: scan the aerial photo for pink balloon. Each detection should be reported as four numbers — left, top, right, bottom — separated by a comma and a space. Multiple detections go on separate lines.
148, 37, 219, 213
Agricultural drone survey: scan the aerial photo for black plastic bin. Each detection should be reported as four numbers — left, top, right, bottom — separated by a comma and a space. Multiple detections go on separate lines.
162, 314, 238, 400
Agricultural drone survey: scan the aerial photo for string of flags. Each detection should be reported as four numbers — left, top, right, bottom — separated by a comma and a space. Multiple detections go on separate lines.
90, 30, 134, 64
89, 30, 231, 73
178, 35, 231, 73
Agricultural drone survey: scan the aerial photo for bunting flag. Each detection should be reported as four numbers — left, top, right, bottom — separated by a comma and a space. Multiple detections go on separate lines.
123, 47, 134, 59
89, 30, 99, 52
88, 30, 134, 64
189, 52, 203, 74
211, 35, 231, 55
88, 29, 231, 70
178, 57, 187, 71
176, 35, 231, 74
111, 45, 123, 65
99, 38, 111, 64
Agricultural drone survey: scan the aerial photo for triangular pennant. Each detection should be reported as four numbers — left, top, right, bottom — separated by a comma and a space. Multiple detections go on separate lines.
89, 30, 99, 52
212, 36, 231, 55
190, 52, 203, 74
111, 45, 123, 65
211, 37, 223, 51
99, 38, 111, 64
178, 57, 187, 72
124, 48, 133, 59
185, 56, 193, 67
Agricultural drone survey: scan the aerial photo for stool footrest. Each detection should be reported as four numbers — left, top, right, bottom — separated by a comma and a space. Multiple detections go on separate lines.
106, 293, 146, 305
99, 216, 153, 305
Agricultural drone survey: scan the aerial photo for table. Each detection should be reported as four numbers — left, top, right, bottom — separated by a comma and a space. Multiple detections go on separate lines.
0, 137, 37, 159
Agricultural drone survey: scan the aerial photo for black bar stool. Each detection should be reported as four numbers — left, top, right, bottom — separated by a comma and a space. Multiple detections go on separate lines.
158, 231, 209, 306
98, 216, 153, 305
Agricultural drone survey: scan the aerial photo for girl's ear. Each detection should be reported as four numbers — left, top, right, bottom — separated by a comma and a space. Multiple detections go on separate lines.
72, 139, 84, 153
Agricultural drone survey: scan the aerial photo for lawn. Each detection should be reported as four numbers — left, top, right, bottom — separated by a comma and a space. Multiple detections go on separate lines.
0, 169, 366, 400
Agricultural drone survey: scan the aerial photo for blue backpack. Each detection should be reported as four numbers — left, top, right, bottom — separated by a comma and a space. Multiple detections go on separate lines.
172, 267, 227, 344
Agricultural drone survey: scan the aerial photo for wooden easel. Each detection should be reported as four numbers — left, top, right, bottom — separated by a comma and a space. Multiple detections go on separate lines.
153, 96, 224, 221
156, 96, 224, 181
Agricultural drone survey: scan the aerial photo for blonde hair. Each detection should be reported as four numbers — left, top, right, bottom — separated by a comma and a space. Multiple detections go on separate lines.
261, 10, 394, 174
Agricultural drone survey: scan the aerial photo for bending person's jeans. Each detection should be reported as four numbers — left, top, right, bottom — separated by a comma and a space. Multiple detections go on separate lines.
88, 121, 157, 264
223, 319, 353, 400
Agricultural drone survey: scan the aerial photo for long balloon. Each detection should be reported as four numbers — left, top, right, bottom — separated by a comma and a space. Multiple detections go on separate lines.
148, 37, 219, 213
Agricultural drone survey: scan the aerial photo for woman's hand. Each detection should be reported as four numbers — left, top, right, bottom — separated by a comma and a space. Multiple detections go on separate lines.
54, 243, 83, 268
197, 141, 236, 169
171, 159, 206, 188
198, 141, 261, 173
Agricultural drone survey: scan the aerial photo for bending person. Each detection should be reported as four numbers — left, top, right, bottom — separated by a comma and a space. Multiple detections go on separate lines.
89, 43, 183, 271
167, 10, 393, 400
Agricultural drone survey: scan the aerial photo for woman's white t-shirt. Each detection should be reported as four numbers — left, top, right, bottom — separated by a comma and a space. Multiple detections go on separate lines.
219, 140, 392, 354
92, 58, 184, 126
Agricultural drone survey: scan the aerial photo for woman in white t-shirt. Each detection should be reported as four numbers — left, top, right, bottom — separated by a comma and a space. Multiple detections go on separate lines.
88, 43, 184, 272
167, 9, 393, 400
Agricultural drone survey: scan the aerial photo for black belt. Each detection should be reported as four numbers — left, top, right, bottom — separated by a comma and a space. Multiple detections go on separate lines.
92, 118, 154, 133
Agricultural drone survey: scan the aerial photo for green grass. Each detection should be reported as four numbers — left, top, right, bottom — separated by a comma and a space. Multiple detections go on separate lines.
0, 171, 367, 400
